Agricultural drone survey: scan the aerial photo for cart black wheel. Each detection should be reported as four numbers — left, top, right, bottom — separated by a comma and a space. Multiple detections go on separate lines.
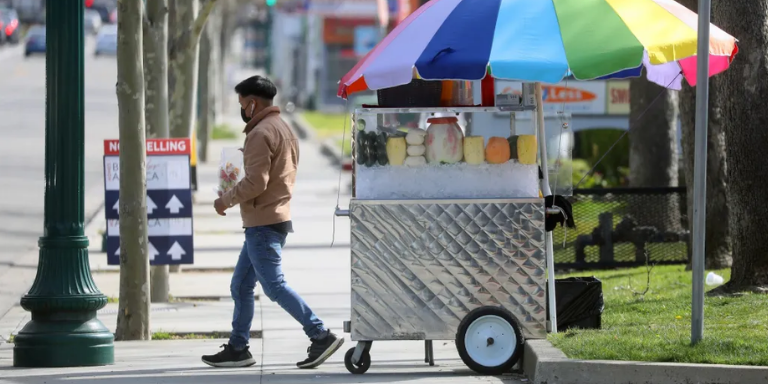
456, 306, 524, 375
344, 347, 371, 374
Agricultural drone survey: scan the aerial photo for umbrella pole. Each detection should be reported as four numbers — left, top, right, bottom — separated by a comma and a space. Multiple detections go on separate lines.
691, 0, 712, 345
535, 82, 558, 334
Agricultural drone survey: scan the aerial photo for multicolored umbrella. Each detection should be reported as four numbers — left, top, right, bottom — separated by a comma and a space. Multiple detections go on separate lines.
338, 0, 738, 98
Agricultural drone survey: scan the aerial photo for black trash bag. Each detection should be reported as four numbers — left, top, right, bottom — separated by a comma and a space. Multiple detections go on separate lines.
546, 277, 604, 331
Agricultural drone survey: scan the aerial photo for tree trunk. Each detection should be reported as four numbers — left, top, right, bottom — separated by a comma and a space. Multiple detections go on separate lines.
167, 0, 219, 138
115, 0, 151, 341
143, 0, 171, 303
144, 0, 170, 139
628, 76, 681, 232
679, 81, 732, 270
711, 0, 768, 293
218, 0, 236, 121
197, 9, 213, 163
676, 0, 732, 272
168, 0, 198, 138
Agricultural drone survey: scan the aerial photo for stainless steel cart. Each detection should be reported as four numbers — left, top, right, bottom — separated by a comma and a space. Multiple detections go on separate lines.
334, 105, 570, 375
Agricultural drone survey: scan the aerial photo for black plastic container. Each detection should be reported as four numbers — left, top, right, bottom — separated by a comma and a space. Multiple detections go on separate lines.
546, 277, 604, 331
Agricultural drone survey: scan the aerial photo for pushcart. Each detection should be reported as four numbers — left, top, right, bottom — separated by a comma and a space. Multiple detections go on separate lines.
333, 86, 572, 375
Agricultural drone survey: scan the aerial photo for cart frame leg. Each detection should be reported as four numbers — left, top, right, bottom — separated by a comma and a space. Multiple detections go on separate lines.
424, 340, 434, 366
351, 341, 372, 365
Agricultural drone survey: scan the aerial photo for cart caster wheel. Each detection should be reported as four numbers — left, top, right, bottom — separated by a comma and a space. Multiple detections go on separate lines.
456, 306, 524, 375
344, 347, 371, 374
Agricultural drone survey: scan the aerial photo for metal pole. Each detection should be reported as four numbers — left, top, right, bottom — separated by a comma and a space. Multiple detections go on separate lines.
691, 0, 711, 345
13, 0, 114, 367
535, 82, 558, 334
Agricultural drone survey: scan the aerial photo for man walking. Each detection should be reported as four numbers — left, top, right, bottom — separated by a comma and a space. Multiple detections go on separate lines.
202, 76, 344, 369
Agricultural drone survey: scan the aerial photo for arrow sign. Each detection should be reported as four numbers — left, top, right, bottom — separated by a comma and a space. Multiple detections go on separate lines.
115, 247, 120, 256
147, 196, 157, 214
149, 241, 159, 261
113, 199, 119, 214
167, 241, 186, 260
165, 194, 184, 214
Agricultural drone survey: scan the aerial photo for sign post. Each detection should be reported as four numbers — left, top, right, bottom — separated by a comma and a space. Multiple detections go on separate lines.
103, 139, 195, 265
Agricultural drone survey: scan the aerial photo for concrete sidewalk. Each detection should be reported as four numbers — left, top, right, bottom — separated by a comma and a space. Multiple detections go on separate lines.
0, 122, 525, 383
0, 339, 522, 383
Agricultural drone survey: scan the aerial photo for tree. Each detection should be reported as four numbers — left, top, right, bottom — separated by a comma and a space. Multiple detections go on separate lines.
115, 0, 151, 340
143, 0, 171, 302
627, 76, 681, 231
677, 0, 732, 272
711, 0, 768, 294
197, 6, 217, 162
168, 0, 220, 138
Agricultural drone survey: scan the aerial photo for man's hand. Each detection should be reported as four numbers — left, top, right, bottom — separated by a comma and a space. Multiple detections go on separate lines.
214, 198, 228, 216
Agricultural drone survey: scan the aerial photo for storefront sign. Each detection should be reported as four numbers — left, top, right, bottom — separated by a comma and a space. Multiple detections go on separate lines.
606, 81, 630, 115
305, 0, 396, 17
496, 80, 607, 115
354, 26, 380, 57
323, 17, 375, 45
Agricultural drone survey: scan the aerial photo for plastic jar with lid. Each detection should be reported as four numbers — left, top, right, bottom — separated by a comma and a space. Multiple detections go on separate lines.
425, 116, 464, 164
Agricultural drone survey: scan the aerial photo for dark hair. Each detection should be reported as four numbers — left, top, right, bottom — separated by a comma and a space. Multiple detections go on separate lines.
234, 76, 277, 100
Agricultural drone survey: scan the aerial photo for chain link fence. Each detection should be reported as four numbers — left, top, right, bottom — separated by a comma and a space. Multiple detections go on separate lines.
553, 187, 689, 270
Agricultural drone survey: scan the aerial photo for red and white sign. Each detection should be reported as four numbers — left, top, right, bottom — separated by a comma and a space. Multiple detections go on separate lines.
495, 80, 607, 115
104, 139, 191, 156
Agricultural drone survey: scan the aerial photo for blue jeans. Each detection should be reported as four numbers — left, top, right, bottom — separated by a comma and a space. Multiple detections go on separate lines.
229, 226, 325, 349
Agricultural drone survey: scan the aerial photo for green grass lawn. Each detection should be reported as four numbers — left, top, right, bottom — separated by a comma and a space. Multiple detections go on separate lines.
300, 111, 349, 139
301, 111, 352, 158
211, 123, 237, 140
550, 265, 768, 366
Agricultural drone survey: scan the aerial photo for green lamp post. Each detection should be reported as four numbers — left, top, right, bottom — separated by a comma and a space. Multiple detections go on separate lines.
13, 0, 114, 367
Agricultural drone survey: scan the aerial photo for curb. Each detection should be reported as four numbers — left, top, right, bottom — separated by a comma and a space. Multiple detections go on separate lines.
287, 112, 343, 167
524, 339, 768, 384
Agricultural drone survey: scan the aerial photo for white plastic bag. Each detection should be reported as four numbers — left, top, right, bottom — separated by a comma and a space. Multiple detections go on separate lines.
217, 147, 244, 197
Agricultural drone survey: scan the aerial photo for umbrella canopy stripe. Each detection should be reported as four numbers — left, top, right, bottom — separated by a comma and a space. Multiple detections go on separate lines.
651, 0, 735, 56
337, 0, 738, 98
359, 0, 464, 91
603, 0, 698, 64
551, 0, 645, 80
415, 0, 501, 80
339, 0, 450, 93
488, 0, 568, 84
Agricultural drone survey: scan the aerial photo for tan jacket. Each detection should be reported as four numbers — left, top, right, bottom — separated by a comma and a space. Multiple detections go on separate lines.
221, 106, 299, 228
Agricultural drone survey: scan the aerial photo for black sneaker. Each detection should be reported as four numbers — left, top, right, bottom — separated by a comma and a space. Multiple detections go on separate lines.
296, 330, 345, 369
201, 344, 256, 368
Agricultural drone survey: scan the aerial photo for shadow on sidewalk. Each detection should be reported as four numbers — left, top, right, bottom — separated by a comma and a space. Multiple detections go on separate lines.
0, 362, 500, 384
197, 243, 350, 252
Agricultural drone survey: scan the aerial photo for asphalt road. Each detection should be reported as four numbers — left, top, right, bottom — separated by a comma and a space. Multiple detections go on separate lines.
0, 37, 118, 272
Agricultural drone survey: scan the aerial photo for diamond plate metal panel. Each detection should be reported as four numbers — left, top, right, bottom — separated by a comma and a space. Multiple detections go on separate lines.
349, 199, 547, 341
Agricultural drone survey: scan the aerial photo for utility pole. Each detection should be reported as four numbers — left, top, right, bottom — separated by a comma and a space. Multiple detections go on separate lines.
13, 0, 114, 367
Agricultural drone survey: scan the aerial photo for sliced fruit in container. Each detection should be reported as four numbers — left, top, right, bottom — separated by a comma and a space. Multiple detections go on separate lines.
486, 137, 511, 164
386, 137, 407, 166
463, 136, 485, 165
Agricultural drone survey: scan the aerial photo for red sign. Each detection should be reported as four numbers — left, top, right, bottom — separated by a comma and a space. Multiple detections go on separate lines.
104, 139, 191, 156
323, 17, 375, 44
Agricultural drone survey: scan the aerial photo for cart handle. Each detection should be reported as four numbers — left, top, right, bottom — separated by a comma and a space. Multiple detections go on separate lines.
335, 208, 350, 217
545, 208, 562, 215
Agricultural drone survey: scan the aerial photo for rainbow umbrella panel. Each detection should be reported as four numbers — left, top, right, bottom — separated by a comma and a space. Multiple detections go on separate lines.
338, 0, 738, 98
